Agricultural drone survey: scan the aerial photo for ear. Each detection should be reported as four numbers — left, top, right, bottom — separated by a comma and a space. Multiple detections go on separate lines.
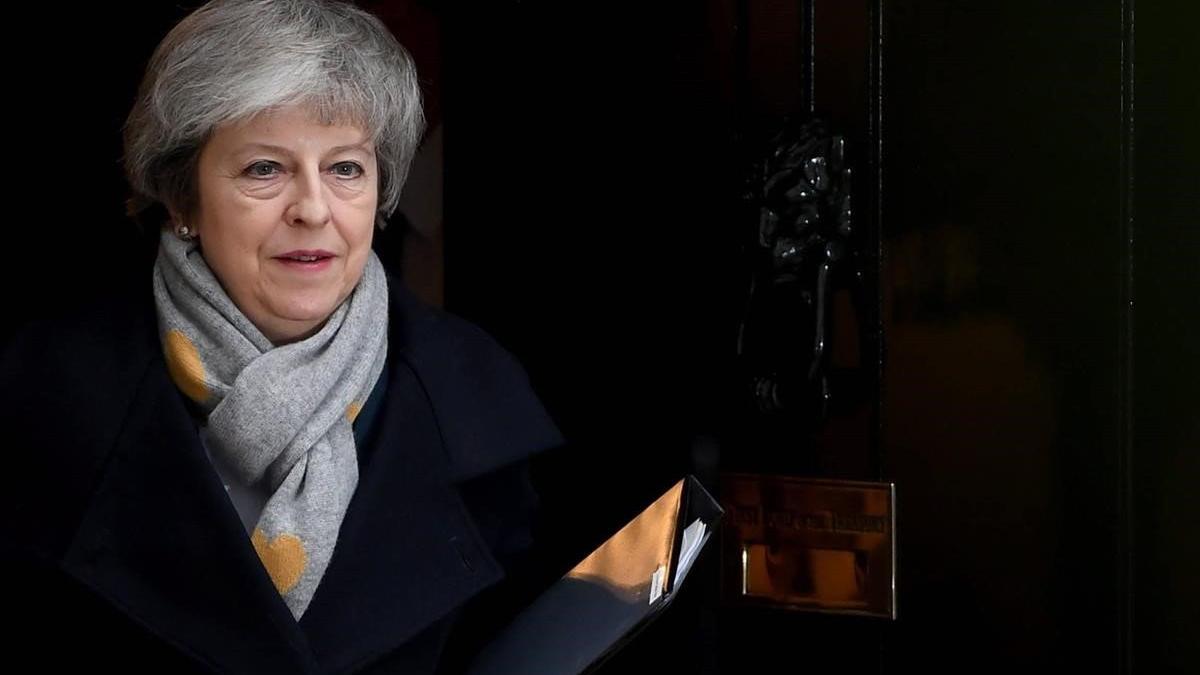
169, 209, 199, 239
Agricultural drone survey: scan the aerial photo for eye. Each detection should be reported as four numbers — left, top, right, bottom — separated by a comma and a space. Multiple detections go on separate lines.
244, 161, 281, 179
331, 161, 364, 179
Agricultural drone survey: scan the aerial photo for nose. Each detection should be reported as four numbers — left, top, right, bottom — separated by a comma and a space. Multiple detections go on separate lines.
284, 167, 331, 229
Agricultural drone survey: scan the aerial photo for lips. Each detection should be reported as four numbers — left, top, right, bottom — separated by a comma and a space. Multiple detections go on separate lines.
273, 249, 336, 272
275, 249, 335, 261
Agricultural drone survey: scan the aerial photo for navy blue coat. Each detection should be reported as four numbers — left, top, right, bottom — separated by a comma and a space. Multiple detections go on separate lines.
1, 276, 565, 673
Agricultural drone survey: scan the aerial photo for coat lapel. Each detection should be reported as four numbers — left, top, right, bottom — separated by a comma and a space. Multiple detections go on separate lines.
60, 353, 320, 673
297, 321, 506, 674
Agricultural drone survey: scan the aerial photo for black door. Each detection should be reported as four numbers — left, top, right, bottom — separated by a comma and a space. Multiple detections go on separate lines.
443, 1, 1198, 673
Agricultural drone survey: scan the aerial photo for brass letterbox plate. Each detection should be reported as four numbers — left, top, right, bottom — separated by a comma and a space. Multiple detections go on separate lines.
720, 473, 896, 618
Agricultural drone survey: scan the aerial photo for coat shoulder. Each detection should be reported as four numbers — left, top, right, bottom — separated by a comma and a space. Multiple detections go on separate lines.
388, 282, 565, 483
2, 287, 159, 558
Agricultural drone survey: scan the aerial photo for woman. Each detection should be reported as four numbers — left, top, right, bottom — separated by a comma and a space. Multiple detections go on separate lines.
2, 1, 563, 672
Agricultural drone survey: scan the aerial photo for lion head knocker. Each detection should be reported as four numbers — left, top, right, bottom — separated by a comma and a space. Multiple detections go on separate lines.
737, 118, 861, 427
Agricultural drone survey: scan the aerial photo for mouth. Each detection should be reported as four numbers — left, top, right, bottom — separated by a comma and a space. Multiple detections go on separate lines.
274, 250, 335, 271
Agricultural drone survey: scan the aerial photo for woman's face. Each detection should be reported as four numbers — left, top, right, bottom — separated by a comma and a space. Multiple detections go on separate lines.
186, 105, 378, 344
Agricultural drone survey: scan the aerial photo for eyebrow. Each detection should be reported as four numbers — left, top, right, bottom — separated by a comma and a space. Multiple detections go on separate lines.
236, 142, 373, 156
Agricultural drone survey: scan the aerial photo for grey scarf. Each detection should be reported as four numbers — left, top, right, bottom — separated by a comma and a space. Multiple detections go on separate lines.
152, 231, 388, 619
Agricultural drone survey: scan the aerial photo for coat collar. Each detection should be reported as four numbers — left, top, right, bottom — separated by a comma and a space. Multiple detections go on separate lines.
59, 280, 505, 674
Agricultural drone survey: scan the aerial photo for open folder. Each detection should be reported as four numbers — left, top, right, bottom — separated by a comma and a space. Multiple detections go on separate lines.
467, 475, 724, 675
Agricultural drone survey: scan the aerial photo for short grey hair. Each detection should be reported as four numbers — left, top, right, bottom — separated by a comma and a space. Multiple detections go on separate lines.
123, 0, 425, 230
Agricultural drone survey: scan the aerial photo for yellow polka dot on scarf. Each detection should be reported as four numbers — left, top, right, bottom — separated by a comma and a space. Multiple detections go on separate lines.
163, 329, 209, 404
346, 401, 363, 423
251, 528, 308, 595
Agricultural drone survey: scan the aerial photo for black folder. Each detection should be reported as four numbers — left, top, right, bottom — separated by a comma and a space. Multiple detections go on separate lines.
467, 475, 724, 675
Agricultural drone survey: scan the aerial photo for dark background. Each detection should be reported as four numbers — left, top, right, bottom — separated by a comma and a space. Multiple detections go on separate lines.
7, 1, 1196, 673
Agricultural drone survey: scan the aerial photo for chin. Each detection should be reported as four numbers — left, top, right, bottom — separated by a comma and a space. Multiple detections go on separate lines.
272, 295, 340, 324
